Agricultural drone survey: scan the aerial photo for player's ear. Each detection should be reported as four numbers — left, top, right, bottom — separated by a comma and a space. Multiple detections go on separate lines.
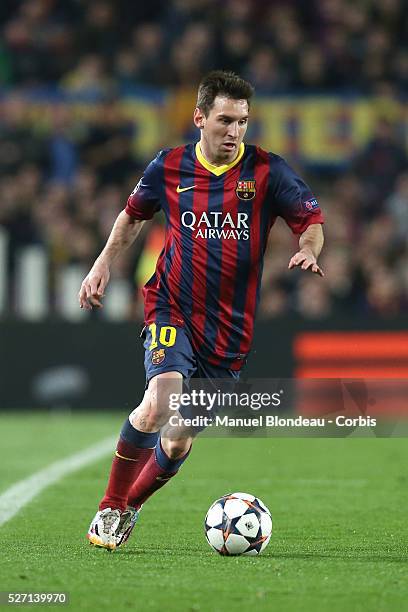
193, 107, 205, 129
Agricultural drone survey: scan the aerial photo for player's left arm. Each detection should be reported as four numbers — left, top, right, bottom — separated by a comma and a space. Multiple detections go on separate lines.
288, 223, 324, 277
268, 154, 325, 277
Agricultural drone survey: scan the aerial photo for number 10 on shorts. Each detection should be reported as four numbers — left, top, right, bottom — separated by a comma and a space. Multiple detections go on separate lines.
148, 323, 177, 350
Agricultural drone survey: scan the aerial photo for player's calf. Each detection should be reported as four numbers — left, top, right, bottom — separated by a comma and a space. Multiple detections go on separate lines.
97, 372, 184, 515
127, 435, 193, 509
160, 429, 193, 459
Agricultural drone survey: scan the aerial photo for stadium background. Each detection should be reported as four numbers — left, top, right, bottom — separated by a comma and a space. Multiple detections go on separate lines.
0, 0, 407, 408
1, 3, 408, 611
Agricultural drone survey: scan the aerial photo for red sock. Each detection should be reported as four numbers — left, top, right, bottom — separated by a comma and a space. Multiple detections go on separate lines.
127, 454, 176, 510
127, 440, 191, 509
99, 439, 154, 512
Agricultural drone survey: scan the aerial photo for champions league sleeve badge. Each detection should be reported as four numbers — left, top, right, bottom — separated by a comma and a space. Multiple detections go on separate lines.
303, 198, 319, 211
236, 179, 256, 201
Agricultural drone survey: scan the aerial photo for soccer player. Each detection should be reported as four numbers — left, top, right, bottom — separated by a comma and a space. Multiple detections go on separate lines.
79, 71, 324, 550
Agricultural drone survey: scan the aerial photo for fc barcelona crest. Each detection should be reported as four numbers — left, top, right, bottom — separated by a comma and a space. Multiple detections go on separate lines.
236, 179, 256, 201
152, 348, 165, 365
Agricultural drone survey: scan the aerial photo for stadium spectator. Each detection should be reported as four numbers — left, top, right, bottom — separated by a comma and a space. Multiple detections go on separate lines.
3, 0, 73, 85
47, 103, 79, 185
386, 172, 408, 243
61, 54, 113, 99
0, 95, 47, 176
351, 119, 408, 218
76, 1, 120, 60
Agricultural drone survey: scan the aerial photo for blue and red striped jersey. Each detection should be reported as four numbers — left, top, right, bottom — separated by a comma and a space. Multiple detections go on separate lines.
125, 143, 324, 370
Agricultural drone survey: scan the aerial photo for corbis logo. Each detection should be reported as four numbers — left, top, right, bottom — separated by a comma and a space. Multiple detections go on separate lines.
236, 179, 256, 201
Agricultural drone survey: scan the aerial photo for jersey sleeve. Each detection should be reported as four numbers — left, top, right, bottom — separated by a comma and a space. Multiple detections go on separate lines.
269, 154, 324, 234
125, 150, 166, 220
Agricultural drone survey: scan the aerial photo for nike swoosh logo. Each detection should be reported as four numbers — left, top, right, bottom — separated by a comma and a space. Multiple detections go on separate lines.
115, 451, 139, 462
176, 184, 196, 193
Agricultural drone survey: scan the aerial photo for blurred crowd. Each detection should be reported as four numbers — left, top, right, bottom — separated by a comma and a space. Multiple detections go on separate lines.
0, 0, 408, 320
1, 0, 407, 94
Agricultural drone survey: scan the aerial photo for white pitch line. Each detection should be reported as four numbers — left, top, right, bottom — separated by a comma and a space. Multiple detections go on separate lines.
0, 435, 116, 527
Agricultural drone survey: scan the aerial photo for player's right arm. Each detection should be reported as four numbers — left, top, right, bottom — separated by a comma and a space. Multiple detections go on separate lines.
78, 211, 144, 310
78, 150, 165, 310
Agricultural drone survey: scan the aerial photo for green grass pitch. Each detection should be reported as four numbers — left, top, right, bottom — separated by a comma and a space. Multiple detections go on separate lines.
1, 412, 407, 611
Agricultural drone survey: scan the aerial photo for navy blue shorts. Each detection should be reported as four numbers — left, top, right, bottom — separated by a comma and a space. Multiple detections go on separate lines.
142, 323, 240, 432
142, 322, 240, 385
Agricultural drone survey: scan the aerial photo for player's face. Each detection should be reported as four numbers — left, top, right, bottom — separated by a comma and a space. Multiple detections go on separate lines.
194, 96, 249, 165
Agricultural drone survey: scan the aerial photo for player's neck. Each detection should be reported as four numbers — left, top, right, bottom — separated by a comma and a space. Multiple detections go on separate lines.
198, 141, 238, 167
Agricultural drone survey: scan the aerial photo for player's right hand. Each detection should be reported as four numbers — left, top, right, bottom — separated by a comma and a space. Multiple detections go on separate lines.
78, 260, 110, 310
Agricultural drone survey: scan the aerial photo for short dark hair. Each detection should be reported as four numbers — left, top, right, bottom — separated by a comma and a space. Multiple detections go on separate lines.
197, 70, 254, 117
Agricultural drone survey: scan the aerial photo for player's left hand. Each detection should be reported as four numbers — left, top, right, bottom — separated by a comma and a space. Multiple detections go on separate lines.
288, 249, 324, 277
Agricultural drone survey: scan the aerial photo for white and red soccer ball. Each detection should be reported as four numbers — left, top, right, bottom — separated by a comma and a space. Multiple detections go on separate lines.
205, 492, 272, 556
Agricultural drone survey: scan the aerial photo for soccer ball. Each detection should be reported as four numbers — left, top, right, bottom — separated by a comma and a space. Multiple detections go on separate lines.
204, 492, 272, 556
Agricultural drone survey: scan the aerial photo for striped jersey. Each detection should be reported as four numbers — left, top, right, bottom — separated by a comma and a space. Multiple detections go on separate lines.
125, 143, 324, 370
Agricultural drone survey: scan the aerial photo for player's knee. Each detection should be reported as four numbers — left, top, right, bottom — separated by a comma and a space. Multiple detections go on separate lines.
146, 372, 183, 428
161, 436, 192, 459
